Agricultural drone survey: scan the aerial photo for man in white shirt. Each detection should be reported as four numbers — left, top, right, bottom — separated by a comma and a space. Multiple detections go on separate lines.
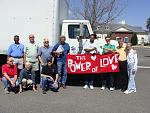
83, 34, 98, 89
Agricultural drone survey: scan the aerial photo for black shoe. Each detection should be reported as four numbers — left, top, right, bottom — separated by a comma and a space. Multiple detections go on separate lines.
42, 90, 47, 94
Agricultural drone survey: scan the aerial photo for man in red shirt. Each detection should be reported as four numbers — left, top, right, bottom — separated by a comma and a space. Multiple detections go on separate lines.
2, 57, 19, 94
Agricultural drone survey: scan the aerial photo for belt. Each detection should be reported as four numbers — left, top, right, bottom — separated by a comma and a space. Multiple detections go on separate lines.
12, 56, 23, 58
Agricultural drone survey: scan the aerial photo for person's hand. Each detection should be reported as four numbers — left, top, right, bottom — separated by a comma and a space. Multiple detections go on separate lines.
19, 88, 23, 93
32, 86, 36, 92
10, 80, 15, 87
132, 68, 137, 75
41, 62, 45, 66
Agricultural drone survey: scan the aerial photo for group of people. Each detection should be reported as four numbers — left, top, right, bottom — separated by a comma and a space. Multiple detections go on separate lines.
82, 34, 138, 94
1, 34, 138, 95
2, 34, 69, 94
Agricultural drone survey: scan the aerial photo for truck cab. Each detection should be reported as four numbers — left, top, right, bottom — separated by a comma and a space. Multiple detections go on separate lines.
61, 20, 93, 54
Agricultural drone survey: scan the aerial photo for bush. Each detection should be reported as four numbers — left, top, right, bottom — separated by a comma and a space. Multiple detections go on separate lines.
131, 33, 138, 45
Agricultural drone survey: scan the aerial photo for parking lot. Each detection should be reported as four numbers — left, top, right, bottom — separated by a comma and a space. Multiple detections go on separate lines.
0, 47, 150, 113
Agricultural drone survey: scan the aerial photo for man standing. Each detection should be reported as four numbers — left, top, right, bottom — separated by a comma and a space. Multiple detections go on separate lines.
7, 35, 24, 74
19, 62, 36, 93
24, 34, 39, 84
41, 57, 58, 94
38, 38, 53, 66
2, 57, 19, 94
124, 43, 138, 94
52, 36, 70, 89
101, 36, 116, 91
116, 38, 128, 91
83, 34, 98, 89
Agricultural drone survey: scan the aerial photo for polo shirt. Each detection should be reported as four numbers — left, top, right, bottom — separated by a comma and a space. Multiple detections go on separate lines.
7, 43, 24, 57
102, 44, 116, 54
116, 44, 127, 61
41, 65, 58, 79
25, 43, 39, 62
38, 45, 53, 64
52, 42, 70, 62
2, 64, 17, 78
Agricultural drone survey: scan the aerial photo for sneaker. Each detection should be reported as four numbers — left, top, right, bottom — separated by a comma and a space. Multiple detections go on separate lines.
124, 90, 130, 94
101, 86, 105, 90
89, 85, 94, 90
83, 85, 88, 89
110, 87, 114, 91
42, 90, 47, 94
4, 89, 9, 94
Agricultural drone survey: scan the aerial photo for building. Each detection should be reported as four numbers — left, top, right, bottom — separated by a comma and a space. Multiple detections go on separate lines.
95, 21, 149, 45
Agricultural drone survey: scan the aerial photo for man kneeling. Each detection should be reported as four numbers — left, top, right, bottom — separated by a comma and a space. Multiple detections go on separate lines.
41, 57, 58, 94
19, 62, 36, 93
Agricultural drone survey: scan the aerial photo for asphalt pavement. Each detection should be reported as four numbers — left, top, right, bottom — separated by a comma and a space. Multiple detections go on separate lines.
0, 47, 150, 113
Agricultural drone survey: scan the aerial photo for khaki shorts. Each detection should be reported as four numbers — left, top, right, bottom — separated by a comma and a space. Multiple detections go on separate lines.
13, 58, 23, 69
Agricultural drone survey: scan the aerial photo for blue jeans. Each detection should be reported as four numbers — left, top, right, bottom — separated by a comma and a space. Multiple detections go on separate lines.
2, 77, 19, 90
57, 61, 67, 85
41, 77, 57, 91
127, 63, 136, 91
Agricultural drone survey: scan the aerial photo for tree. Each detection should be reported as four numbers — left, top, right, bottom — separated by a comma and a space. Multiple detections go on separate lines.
131, 33, 138, 45
69, 0, 127, 30
146, 17, 150, 31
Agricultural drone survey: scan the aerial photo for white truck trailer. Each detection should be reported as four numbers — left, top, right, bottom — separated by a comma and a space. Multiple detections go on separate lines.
0, 0, 94, 55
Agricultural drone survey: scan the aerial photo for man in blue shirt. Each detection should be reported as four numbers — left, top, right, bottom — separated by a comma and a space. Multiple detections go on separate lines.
7, 35, 24, 73
52, 36, 70, 89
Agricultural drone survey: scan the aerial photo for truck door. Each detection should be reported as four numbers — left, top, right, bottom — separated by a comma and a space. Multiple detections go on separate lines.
67, 24, 90, 54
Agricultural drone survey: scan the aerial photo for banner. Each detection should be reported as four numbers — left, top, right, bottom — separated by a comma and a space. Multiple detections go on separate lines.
67, 52, 119, 74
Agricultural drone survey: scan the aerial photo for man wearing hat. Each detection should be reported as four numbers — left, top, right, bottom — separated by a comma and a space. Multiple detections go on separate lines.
41, 57, 58, 94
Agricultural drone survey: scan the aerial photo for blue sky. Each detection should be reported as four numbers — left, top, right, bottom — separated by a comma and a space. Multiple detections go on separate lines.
70, 0, 150, 30
119, 0, 150, 29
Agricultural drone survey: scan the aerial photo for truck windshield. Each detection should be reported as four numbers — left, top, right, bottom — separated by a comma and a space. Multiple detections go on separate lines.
68, 25, 89, 39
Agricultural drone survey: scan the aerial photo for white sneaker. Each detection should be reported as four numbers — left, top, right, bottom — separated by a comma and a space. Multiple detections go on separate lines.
89, 85, 94, 90
101, 86, 105, 90
83, 85, 88, 89
124, 90, 130, 94
4, 88, 9, 94
110, 87, 114, 91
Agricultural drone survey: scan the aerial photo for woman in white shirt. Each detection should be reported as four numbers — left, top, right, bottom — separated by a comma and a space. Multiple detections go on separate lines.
124, 43, 138, 94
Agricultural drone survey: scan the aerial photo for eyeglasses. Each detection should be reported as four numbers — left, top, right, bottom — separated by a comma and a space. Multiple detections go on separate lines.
44, 41, 49, 43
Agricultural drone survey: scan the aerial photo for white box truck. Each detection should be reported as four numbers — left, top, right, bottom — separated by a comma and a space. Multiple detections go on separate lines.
0, 0, 94, 55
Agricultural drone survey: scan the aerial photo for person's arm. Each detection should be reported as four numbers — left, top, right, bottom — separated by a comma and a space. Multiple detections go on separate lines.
12, 65, 18, 86
31, 70, 36, 85
84, 47, 97, 52
133, 51, 138, 71
38, 56, 45, 66
7, 45, 12, 57
30, 70, 36, 91
3, 73, 12, 83
54, 74, 58, 83
19, 70, 23, 93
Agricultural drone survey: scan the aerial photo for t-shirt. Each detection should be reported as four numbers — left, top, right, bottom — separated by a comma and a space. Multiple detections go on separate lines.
103, 44, 116, 54
2, 64, 17, 78
116, 43, 127, 61
83, 40, 98, 54
41, 65, 58, 79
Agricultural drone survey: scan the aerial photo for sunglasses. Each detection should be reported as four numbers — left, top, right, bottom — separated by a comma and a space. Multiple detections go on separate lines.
44, 41, 49, 43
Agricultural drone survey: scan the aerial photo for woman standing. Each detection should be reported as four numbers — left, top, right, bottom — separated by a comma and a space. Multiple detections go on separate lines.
124, 43, 138, 94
